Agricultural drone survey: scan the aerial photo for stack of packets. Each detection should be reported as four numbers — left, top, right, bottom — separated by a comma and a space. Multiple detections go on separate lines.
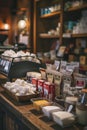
40, 61, 87, 96
26, 60, 87, 101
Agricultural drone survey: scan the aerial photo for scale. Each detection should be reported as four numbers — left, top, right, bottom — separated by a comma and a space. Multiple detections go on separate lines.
0, 55, 46, 81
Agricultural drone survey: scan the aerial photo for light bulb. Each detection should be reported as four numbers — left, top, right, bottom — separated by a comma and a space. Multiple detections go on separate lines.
4, 23, 10, 30
18, 20, 26, 29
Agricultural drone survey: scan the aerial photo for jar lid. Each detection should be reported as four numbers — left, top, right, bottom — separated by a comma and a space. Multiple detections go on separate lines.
76, 103, 87, 111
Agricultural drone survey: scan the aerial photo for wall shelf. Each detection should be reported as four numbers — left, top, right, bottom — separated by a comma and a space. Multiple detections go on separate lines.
0, 29, 9, 35
0, 29, 9, 31
72, 33, 87, 38
63, 33, 87, 38
66, 3, 87, 12
40, 11, 61, 18
39, 34, 59, 38
33, 0, 63, 53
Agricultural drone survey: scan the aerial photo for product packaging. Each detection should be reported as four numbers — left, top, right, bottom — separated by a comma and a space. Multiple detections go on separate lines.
53, 71, 63, 96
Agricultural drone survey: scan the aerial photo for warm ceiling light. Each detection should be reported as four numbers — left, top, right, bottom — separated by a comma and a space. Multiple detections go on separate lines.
4, 23, 10, 30
18, 20, 26, 29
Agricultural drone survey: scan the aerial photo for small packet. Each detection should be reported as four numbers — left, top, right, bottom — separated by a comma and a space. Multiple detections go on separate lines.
46, 63, 52, 69
38, 79, 44, 97
54, 60, 60, 71
40, 68, 46, 80
53, 71, 63, 96
63, 72, 73, 95
32, 78, 38, 91
66, 63, 75, 74
80, 56, 87, 65
60, 60, 67, 73
43, 82, 55, 101
46, 69, 54, 84
50, 50, 56, 60
57, 46, 66, 57
70, 62, 79, 73
74, 73, 86, 89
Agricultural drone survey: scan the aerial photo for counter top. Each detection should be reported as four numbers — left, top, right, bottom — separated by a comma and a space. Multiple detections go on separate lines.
0, 87, 85, 130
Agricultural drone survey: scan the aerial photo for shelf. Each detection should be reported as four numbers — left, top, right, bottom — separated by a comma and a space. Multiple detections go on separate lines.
40, 11, 61, 18
39, 34, 59, 38
63, 33, 87, 38
66, 3, 87, 12
35, 0, 41, 2
0, 29, 9, 35
71, 33, 87, 38
0, 29, 9, 31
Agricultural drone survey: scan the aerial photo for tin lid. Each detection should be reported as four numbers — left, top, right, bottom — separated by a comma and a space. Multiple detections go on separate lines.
76, 103, 87, 111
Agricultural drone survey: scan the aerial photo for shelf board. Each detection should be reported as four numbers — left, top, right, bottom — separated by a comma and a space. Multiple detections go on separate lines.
71, 33, 87, 38
63, 33, 87, 38
35, 0, 41, 2
40, 11, 61, 18
0, 29, 9, 35
66, 3, 87, 12
0, 29, 9, 31
39, 34, 59, 38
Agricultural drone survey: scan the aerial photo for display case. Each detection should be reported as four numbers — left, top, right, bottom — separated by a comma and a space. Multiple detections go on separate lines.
0, 55, 46, 81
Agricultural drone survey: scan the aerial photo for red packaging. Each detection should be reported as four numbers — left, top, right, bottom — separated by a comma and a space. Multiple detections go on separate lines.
51, 83, 55, 101
76, 80, 85, 89
32, 78, 38, 91
44, 82, 55, 101
38, 79, 44, 97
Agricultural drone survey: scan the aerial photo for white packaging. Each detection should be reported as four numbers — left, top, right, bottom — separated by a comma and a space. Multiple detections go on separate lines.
42, 105, 62, 118
52, 111, 75, 127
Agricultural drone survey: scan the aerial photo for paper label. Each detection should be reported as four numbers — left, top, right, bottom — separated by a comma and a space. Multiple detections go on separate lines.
67, 105, 73, 112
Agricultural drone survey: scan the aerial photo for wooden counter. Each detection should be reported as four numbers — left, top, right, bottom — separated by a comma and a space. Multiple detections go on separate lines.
0, 87, 86, 130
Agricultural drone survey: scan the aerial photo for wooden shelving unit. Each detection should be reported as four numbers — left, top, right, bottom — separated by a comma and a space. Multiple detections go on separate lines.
33, 0, 63, 53
62, 0, 87, 66
33, 0, 87, 66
